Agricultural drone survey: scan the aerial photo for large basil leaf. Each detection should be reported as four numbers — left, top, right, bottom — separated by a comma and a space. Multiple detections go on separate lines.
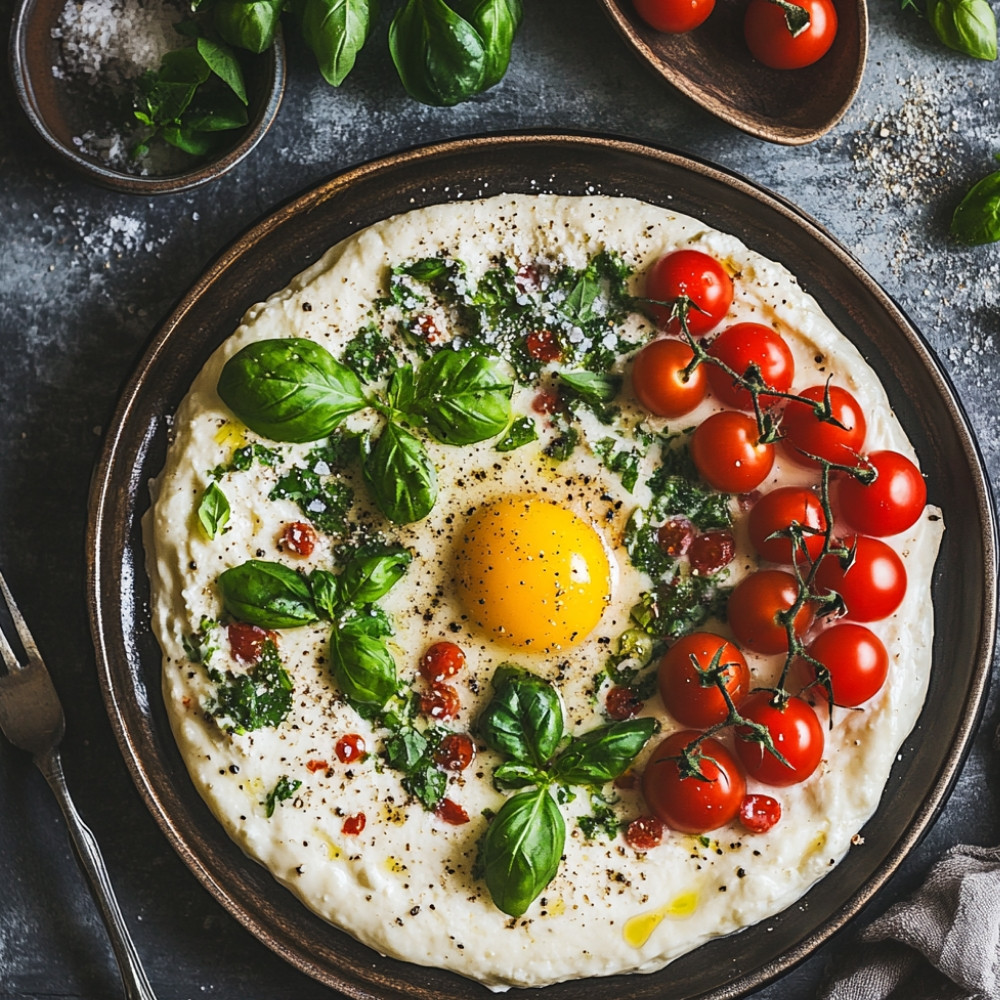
551, 718, 657, 787
337, 546, 413, 606
300, 0, 374, 86
477, 667, 563, 767
388, 0, 487, 106
213, 0, 284, 54
412, 348, 514, 445
952, 164, 1000, 245
196, 37, 248, 103
928, 0, 998, 58
451, 0, 522, 88
217, 560, 319, 628
480, 786, 564, 917
329, 625, 398, 709
361, 423, 438, 524
217, 338, 367, 444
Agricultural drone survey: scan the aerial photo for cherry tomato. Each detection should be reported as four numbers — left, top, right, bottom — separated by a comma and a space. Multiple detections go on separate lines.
525, 329, 562, 362
631, 338, 707, 417
739, 793, 782, 833
634, 0, 716, 33
419, 641, 466, 683
735, 693, 824, 786
625, 814, 666, 850
836, 450, 927, 537
644, 250, 734, 336
804, 623, 889, 706
744, 0, 837, 70
691, 411, 775, 493
420, 682, 461, 720
727, 569, 814, 654
689, 529, 736, 575
642, 731, 746, 834
532, 390, 561, 415
748, 486, 828, 564
280, 521, 317, 557
435, 797, 470, 825
606, 685, 643, 720
658, 632, 750, 728
781, 385, 866, 467
657, 515, 696, 556
815, 535, 907, 622
433, 732, 476, 771
335, 733, 367, 764
342, 812, 366, 836
227, 622, 278, 664
706, 323, 795, 411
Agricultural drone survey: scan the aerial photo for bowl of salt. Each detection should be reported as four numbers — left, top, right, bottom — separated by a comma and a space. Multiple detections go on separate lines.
10, 0, 285, 194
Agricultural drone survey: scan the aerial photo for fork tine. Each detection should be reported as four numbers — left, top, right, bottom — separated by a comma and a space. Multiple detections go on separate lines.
0, 567, 42, 673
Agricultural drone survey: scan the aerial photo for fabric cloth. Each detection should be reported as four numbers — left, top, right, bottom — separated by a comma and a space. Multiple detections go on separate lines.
821, 844, 1000, 1000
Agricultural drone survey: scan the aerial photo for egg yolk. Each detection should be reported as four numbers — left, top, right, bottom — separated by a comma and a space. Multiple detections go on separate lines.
456, 496, 612, 653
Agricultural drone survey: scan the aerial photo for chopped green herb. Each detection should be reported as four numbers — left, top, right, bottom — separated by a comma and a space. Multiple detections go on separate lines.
342, 325, 397, 383
593, 437, 641, 493
269, 440, 356, 536
207, 640, 294, 734
263, 775, 302, 817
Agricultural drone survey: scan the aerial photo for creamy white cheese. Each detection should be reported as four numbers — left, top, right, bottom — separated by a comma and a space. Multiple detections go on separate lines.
144, 194, 943, 989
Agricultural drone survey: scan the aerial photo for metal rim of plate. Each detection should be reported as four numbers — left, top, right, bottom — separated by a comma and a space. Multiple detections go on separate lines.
87, 131, 998, 1000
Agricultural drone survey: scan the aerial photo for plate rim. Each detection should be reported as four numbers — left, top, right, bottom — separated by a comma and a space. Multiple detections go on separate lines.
87, 130, 999, 1000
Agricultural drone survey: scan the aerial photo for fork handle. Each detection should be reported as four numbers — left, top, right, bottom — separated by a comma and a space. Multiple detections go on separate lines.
35, 748, 158, 1000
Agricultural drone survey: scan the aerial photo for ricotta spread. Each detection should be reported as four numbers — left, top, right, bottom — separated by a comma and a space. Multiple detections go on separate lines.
144, 194, 943, 989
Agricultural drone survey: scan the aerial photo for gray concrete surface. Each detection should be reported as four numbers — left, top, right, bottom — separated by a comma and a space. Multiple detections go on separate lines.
1, 1, 998, 997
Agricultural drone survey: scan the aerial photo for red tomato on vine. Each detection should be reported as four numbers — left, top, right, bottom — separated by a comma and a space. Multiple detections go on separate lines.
744, 0, 838, 70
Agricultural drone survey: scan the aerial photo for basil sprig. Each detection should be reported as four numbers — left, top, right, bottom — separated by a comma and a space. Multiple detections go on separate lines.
389, 0, 522, 106
952, 156, 1000, 244
216, 545, 412, 713
927, 0, 998, 59
476, 667, 656, 917
217, 338, 514, 524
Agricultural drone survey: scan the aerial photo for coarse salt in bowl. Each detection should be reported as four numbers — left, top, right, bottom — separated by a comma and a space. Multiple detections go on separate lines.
10, 0, 285, 194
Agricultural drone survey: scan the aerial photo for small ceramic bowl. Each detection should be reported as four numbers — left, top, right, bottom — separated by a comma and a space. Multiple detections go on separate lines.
9, 0, 285, 194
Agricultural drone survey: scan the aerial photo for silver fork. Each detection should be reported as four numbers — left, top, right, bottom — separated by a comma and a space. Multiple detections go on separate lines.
0, 567, 158, 1000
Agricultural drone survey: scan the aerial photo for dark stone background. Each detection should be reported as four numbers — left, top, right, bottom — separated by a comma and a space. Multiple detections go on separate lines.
1, 1, 998, 997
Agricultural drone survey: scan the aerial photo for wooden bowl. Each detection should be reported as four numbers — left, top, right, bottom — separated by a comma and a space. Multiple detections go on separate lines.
598, 0, 868, 145
8, 0, 285, 194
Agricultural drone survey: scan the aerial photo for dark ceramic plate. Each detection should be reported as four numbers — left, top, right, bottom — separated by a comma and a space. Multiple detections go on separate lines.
597, 0, 867, 145
88, 133, 997, 999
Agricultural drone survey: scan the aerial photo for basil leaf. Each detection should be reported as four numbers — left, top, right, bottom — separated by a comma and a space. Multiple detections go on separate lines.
551, 718, 657, 787
162, 126, 216, 155
492, 760, 547, 789
451, 0, 522, 88
361, 423, 438, 524
217, 560, 319, 628
214, 0, 284, 53
385, 727, 429, 771
300, 0, 374, 86
340, 605, 394, 637
495, 415, 538, 453
928, 0, 998, 58
197, 481, 230, 538
412, 348, 514, 445
952, 165, 1000, 244
159, 46, 212, 85
477, 667, 563, 767
389, 0, 488, 106
481, 786, 564, 917
386, 364, 418, 415
329, 626, 398, 709
218, 338, 367, 444
183, 94, 250, 131
558, 370, 621, 406
337, 547, 413, 606
196, 37, 248, 103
